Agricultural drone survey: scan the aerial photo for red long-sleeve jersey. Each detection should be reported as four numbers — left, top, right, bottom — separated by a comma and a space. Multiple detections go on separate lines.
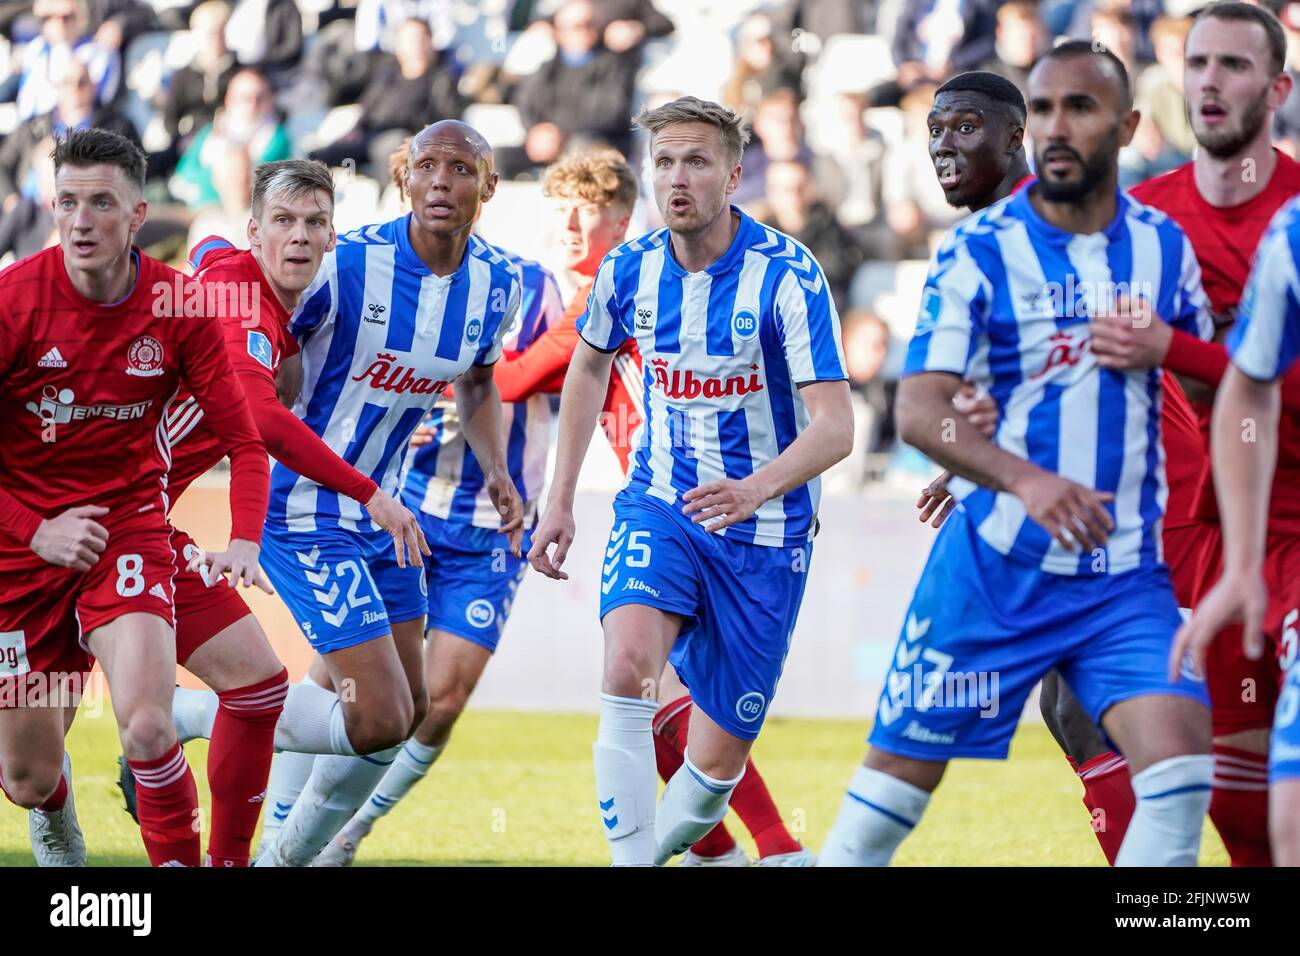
493, 278, 644, 472
165, 238, 379, 508
0, 245, 268, 555
1132, 152, 1300, 532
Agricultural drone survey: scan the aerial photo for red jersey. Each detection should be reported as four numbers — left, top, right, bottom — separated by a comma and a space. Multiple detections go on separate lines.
0, 246, 267, 558
1132, 151, 1300, 531
167, 238, 377, 507
494, 277, 644, 472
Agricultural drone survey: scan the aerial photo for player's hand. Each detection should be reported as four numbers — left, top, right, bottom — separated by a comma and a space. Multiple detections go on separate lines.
528, 503, 574, 580
1009, 468, 1115, 552
1089, 296, 1172, 371
1168, 568, 1268, 682
198, 538, 274, 593
916, 471, 957, 528
366, 487, 429, 569
30, 505, 110, 571
953, 383, 998, 437
682, 476, 769, 532
409, 424, 437, 448
485, 467, 525, 557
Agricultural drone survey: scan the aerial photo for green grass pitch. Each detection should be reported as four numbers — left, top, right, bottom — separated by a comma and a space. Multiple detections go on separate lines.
0, 710, 1228, 866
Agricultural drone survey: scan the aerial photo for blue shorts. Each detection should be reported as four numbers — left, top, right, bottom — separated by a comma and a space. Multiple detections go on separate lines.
1271, 656, 1300, 782
260, 522, 428, 654
599, 492, 812, 740
417, 510, 530, 653
868, 511, 1210, 761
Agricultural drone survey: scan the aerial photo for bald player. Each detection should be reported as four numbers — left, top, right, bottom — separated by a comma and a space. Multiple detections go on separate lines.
255, 120, 525, 866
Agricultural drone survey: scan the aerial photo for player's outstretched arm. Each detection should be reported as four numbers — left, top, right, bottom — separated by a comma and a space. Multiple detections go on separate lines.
683, 380, 854, 532
456, 361, 525, 555
492, 320, 577, 403
1170, 365, 1278, 679
529, 339, 615, 580
899, 371, 1114, 552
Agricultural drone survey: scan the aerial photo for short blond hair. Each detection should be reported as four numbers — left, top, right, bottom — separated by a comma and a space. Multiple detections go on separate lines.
633, 96, 750, 167
542, 148, 637, 211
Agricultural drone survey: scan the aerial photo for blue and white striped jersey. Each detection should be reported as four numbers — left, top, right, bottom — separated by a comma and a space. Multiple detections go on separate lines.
906, 185, 1213, 576
401, 253, 564, 528
1228, 197, 1300, 382
269, 214, 521, 532
577, 205, 848, 548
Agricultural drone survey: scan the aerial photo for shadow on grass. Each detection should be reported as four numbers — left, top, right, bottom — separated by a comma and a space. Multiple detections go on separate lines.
0, 851, 146, 867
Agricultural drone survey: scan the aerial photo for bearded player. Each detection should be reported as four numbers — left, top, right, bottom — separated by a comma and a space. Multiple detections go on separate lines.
0, 128, 269, 867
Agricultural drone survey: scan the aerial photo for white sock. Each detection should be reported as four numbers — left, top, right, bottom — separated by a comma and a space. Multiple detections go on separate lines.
268, 745, 403, 865
654, 749, 743, 865
273, 682, 357, 755
259, 750, 317, 851
593, 693, 660, 866
1115, 754, 1213, 867
173, 688, 219, 743
818, 766, 930, 866
342, 738, 445, 841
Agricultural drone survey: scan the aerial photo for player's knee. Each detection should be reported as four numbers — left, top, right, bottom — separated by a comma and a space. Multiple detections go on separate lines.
347, 704, 413, 754
0, 765, 61, 809
424, 687, 468, 735
120, 706, 177, 761
602, 645, 659, 698
408, 689, 430, 737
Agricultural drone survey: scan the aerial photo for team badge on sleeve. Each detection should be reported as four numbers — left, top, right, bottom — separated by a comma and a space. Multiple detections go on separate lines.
247, 331, 275, 370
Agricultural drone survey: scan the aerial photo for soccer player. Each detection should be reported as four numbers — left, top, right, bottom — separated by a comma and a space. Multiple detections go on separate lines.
529, 96, 855, 866
499, 146, 817, 865
1171, 197, 1300, 866
1093, 2, 1300, 865
912, 72, 1143, 865
0, 128, 269, 866
118, 158, 429, 866
255, 119, 525, 866
818, 42, 1216, 867
307, 144, 566, 866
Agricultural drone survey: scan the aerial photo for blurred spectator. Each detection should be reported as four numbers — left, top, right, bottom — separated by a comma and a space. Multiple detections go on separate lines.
1089, 5, 1138, 77
10, 0, 120, 122
892, 0, 999, 91
84, 0, 159, 54
1273, 0, 1300, 153
827, 308, 897, 490
0, 56, 137, 199
1136, 15, 1195, 158
588, 0, 674, 55
773, 0, 879, 49
510, 0, 639, 173
1063, 0, 1162, 64
759, 159, 865, 313
185, 137, 252, 250
223, 0, 302, 85
977, 0, 1049, 98
310, 18, 463, 177
171, 67, 291, 208
160, 1, 239, 154
0, 135, 58, 261
354, 0, 456, 53
817, 89, 891, 256
735, 87, 813, 206
722, 10, 804, 113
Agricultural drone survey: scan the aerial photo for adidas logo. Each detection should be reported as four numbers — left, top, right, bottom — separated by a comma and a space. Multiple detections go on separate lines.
148, 583, 168, 601
37, 347, 67, 368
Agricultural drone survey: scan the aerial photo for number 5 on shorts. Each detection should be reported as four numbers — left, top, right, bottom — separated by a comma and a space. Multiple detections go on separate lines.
626, 531, 652, 568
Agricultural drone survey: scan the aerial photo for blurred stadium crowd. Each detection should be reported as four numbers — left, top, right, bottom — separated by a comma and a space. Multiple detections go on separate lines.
4, 0, 1299, 490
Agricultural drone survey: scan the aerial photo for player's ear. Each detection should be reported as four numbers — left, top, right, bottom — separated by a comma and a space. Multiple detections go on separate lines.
725, 161, 742, 196
481, 170, 499, 203
1272, 70, 1294, 111
324, 224, 337, 253
247, 215, 260, 249
1007, 122, 1025, 154
129, 196, 148, 235
1119, 108, 1141, 149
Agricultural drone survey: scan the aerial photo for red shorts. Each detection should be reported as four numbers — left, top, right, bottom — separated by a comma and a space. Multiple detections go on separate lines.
0, 507, 176, 707
1193, 529, 1296, 736
170, 528, 252, 666
1163, 521, 1209, 610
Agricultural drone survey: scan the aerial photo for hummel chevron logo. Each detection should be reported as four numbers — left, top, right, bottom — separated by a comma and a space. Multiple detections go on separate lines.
296, 546, 321, 567
322, 605, 349, 627
312, 582, 340, 606
599, 798, 615, 811
603, 558, 619, 576
603, 815, 619, 830
753, 229, 780, 252
799, 272, 824, 295
37, 347, 67, 368
601, 573, 619, 595
600, 798, 618, 830
895, 614, 930, 669
304, 565, 330, 586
